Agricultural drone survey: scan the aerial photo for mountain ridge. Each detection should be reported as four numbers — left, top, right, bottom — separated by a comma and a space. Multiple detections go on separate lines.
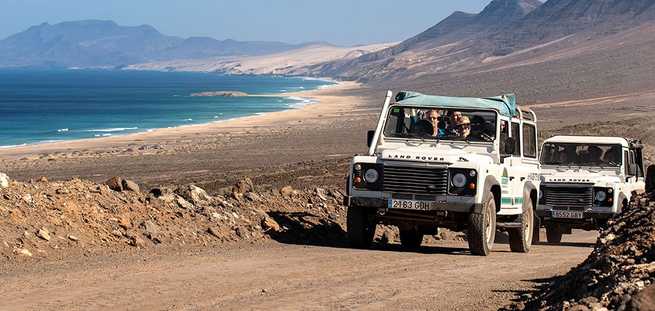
308, 0, 655, 82
0, 20, 315, 68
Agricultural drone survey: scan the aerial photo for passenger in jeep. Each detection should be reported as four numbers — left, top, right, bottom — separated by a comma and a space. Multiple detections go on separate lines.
457, 116, 472, 139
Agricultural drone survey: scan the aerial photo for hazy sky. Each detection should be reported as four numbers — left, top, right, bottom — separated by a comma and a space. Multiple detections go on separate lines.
0, 0, 491, 45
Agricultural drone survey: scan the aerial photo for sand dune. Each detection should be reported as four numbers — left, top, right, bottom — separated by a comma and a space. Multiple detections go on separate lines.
126, 42, 395, 75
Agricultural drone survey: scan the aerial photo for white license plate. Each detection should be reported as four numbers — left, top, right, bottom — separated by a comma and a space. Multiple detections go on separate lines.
552, 210, 584, 219
388, 199, 442, 211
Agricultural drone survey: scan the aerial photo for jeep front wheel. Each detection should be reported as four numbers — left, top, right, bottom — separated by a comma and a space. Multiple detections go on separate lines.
508, 197, 534, 253
467, 192, 496, 256
546, 224, 563, 244
399, 228, 423, 250
347, 206, 375, 248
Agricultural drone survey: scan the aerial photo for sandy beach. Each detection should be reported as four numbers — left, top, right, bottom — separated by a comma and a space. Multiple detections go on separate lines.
0, 81, 381, 189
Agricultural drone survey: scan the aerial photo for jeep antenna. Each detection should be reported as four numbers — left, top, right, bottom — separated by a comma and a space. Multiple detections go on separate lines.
368, 90, 393, 156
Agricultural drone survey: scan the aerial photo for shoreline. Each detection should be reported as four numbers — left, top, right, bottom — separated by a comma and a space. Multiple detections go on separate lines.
0, 80, 362, 159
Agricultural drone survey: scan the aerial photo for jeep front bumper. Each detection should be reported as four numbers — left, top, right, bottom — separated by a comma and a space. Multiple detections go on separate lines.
348, 196, 483, 214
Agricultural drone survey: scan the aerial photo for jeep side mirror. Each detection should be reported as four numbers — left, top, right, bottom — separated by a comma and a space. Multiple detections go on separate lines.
504, 137, 516, 155
367, 130, 376, 148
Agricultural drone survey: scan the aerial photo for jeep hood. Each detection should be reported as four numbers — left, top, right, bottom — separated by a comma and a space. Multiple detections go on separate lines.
541, 167, 622, 185
379, 145, 494, 166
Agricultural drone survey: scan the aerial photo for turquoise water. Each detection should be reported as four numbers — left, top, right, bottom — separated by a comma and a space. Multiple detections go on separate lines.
0, 69, 333, 147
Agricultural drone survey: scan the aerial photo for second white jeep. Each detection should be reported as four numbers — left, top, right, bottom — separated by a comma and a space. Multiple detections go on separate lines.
537, 136, 645, 243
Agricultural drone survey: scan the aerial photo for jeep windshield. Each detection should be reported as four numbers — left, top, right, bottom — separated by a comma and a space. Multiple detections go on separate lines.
383, 106, 497, 142
541, 143, 622, 167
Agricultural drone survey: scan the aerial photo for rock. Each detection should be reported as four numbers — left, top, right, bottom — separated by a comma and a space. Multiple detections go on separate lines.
37, 228, 51, 241
175, 196, 194, 209
104, 176, 124, 192
142, 220, 159, 241
149, 187, 170, 198
232, 192, 244, 202
131, 236, 146, 248
176, 185, 212, 205
233, 178, 254, 194
68, 235, 79, 242
280, 186, 294, 197
22, 194, 33, 204
315, 188, 328, 201
261, 216, 281, 233
245, 192, 261, 202
0, 173, 10, 189
208, 227, 222, 238
14, 248, 32, 257
111, 229, 123, 237
122, 179, 140, 192
38, 176, 48, 183
119, 216, 132, 229
190, 91, 249, 97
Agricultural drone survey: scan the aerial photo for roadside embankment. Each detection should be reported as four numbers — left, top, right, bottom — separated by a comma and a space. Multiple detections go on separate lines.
503, 192, 655, 311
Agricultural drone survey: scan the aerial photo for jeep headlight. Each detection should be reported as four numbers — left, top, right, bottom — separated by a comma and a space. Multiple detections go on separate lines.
448, 169, 477, 196
452, 173, 467, 188
364, 169, 379, 183
594, 190, 607, 202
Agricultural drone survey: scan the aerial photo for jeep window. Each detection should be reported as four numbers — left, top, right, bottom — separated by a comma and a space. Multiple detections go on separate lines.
383, 106, 497, 142
500, 120, 510, 158
541, 143, 622, 167
511, 122, 521, 156
522, 123, 537, 158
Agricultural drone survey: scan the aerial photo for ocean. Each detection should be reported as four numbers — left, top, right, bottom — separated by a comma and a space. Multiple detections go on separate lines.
0, 69, 333, 147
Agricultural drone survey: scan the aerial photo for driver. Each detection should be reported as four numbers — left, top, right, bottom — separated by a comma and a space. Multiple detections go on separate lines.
425, 109, 445, 137
586, 145, 603, 163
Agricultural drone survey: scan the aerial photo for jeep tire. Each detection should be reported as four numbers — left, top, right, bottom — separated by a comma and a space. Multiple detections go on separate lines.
467, 192, 496, 256
532, 214, 541, 244
347, 206, 375, 248
546, 224, 563, 244
647, 164, 655, 193
399, 228, 423, 250
508, 196, 534, 253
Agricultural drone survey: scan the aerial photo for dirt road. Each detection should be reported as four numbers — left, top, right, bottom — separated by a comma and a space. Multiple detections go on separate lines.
1, 230, 596, 311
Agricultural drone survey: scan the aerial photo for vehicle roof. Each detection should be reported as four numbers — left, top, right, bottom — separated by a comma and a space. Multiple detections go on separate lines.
544, 136, 630, 147
394, 91, 519, 117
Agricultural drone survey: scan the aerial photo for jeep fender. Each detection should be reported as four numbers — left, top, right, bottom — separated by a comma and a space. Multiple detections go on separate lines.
482, 175, 501, 214
523, 181, 538, 207
617, 192, 628, 213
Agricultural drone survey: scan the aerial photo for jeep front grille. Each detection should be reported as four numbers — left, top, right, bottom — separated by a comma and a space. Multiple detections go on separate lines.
543, 185, 593, 210
383, 166, 448, 195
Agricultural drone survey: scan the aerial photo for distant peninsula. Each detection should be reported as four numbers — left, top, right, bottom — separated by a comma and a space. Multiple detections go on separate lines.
190, 91, 249, 97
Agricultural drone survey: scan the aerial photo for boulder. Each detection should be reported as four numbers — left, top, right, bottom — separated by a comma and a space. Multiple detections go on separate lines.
14, 248, 32, 257
245, 192, 261, 202
104, 176, 124, 192
0, 173, 10, 189
142, 220, 160, 242
261, 216, 281, 233
37, 228, 51, 241
122, 179, 140, 192
233, 178, 254, 194
176, 185, 212, 205
280, 186, 295, 197
175, 196, 194, 209
315, 188, 328, 201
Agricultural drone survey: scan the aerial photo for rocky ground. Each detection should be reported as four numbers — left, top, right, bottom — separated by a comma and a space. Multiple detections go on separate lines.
503, 192, 655, 311
0, 172, 461, 267
0, 173, 348, 264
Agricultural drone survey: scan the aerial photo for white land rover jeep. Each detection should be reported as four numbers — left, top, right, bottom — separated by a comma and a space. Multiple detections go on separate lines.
344, 91, 541, 256
537, 136, 645, 243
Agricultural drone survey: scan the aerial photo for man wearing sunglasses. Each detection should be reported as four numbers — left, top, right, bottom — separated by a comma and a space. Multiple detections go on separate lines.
457, 116, 471, 139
